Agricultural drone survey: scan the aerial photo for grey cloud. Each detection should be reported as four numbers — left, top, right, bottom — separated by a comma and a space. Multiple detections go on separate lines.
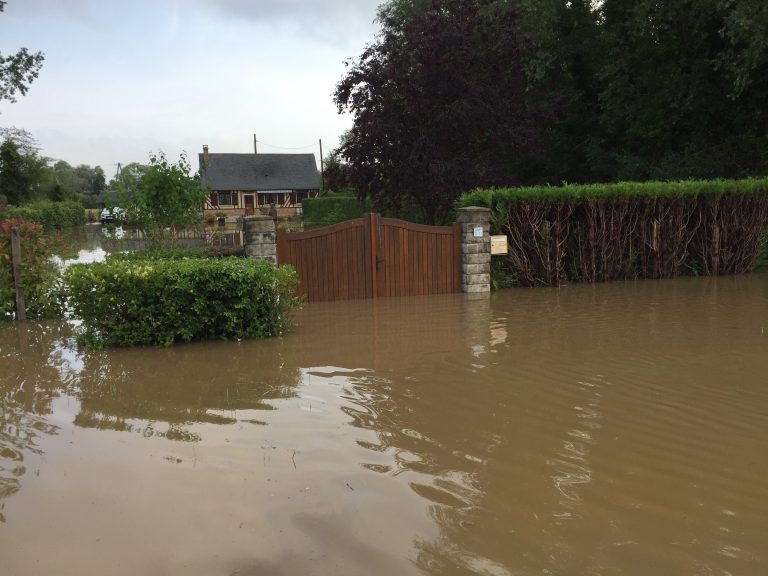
2, 0, 94, 18
196, 0, 384, 47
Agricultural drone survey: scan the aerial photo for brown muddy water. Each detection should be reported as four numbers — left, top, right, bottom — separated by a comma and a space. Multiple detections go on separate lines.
1, 274, 767, 576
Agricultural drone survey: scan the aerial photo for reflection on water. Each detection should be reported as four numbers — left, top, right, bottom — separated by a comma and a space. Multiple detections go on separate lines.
1, 274, 768, 575
50, 224, 245, 267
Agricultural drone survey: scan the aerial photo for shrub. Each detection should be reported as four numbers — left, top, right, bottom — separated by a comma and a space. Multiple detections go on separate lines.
65, 257, 299, 347
0, 200, 86, 231
301, 196, 373, 226
0, 218, 65, 320
458, 177, 768, 286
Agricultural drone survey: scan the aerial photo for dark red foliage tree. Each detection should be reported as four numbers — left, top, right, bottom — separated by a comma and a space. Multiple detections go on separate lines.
334, 0, 549, 224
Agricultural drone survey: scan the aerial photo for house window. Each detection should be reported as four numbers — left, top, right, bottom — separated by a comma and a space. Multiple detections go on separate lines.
209, 192, 219, 207
218, 191, 236, 206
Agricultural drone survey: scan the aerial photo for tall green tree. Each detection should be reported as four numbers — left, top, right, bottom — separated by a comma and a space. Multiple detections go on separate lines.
519, 0, 605, 182
0, 1, 44, 103
0, 138, 47, 204
598, 0, 768, 180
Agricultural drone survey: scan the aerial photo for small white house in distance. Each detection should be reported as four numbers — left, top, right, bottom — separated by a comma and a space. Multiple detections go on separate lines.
198, 145, 321, 220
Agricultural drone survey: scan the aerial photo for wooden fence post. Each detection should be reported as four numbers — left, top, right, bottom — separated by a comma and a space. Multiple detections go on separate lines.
11, 226, 27, 321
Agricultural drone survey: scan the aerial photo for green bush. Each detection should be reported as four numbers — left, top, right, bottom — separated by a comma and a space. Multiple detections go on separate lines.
65, 257, 299, 347
1, 218, 65, 320
0, 200, 86, 231
301, 196, 373, 226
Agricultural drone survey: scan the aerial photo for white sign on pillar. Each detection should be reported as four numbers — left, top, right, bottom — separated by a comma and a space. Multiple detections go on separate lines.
473, 226, 483, 238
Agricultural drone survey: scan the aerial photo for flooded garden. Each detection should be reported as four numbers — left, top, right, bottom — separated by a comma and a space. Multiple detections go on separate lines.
2, 245, 767, 574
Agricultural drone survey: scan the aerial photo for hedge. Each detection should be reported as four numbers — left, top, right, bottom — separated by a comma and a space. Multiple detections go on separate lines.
301, 195, 373, 226
0, 200, 86, 231
457, 177, 768, 206
457, 178, 768, 286
65, 257, 299, 347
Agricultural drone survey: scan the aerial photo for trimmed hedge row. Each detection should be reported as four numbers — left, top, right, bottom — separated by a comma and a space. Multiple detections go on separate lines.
458, 177, 768, 205
457, 178, 768, 286
65, 257, 299, 347
301, 195, 373, 226
0, 201, 86, 231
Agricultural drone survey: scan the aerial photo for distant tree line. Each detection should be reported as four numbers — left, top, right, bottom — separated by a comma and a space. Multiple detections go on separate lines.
0, 128, 108, 207
334, 0, 768, 223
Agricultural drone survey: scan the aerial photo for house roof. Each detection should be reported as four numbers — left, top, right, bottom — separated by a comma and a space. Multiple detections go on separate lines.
199, 153, 320, 191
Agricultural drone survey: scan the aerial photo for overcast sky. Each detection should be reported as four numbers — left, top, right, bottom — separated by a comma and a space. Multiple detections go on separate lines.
0, 0, 383, 176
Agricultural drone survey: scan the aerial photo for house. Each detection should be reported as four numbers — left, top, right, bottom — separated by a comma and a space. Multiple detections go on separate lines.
199, 146, 321, 220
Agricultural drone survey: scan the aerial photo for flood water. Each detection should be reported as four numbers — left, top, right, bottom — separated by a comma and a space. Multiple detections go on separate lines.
1, 274, 767, 575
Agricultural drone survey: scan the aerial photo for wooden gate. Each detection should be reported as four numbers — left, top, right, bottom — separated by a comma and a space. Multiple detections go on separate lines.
276, 213, 462, 302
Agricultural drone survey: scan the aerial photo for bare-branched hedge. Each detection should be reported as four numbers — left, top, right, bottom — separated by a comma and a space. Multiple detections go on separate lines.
457, 178, 768, 286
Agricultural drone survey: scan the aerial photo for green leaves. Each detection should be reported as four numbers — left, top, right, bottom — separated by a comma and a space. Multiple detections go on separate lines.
0, 200, 85, 230
0, 1, 45, 102
301, 196, 373, 226
64, 256, 299, 347
117, 151, 207, 242
458, 177, 768, 206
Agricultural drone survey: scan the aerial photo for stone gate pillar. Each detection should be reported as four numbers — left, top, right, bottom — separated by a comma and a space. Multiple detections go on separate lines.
243, 215, 277, 264
456, 206, 491, 293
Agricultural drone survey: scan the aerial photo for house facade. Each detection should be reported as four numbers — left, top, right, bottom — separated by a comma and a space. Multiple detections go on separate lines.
199, 146, 321, 220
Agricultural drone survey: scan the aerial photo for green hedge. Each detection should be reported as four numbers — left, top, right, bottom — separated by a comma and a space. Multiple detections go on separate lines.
457, 177, 768, 206
0, 200, 86, 231
65, 257, 299, 347
301, 195, 373, 226
457, 177, 768, 286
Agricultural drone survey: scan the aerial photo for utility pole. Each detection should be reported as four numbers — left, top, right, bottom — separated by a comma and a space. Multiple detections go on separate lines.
319, 138, 325, 193
253, 133, 257, 154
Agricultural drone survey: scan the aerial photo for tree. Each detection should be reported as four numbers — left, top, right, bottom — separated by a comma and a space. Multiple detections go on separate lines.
53, 160, 106, 203
597, 0, 768, 180
518, 0, 605, 183
322, 150, 353, 194
0, 138, 44, 204
118, 151, 206, 240
0, 1, 45, 104
334, 0, 549, 224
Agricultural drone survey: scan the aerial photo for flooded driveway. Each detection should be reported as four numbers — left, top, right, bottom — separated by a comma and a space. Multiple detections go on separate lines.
1, 274, 767, 575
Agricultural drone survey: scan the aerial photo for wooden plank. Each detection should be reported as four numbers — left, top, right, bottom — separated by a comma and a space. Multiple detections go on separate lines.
368, 213, 377, 300
397, 226, 413, 296
422, 232, 429, 295
338, 229, 345, 300
453, 222, 462, 292
11, 227, 26, 322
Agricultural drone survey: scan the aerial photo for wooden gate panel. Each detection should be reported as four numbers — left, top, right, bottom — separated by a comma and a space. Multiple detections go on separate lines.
277, 214, 461, 302
277, 217, 373, 302
375, 217, 461, 298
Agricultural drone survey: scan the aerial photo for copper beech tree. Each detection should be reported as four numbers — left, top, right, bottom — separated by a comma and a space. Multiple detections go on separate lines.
334, 0, 549, 225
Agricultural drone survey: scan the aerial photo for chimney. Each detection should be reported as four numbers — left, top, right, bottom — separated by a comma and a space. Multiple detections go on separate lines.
203, 145, 209, 164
